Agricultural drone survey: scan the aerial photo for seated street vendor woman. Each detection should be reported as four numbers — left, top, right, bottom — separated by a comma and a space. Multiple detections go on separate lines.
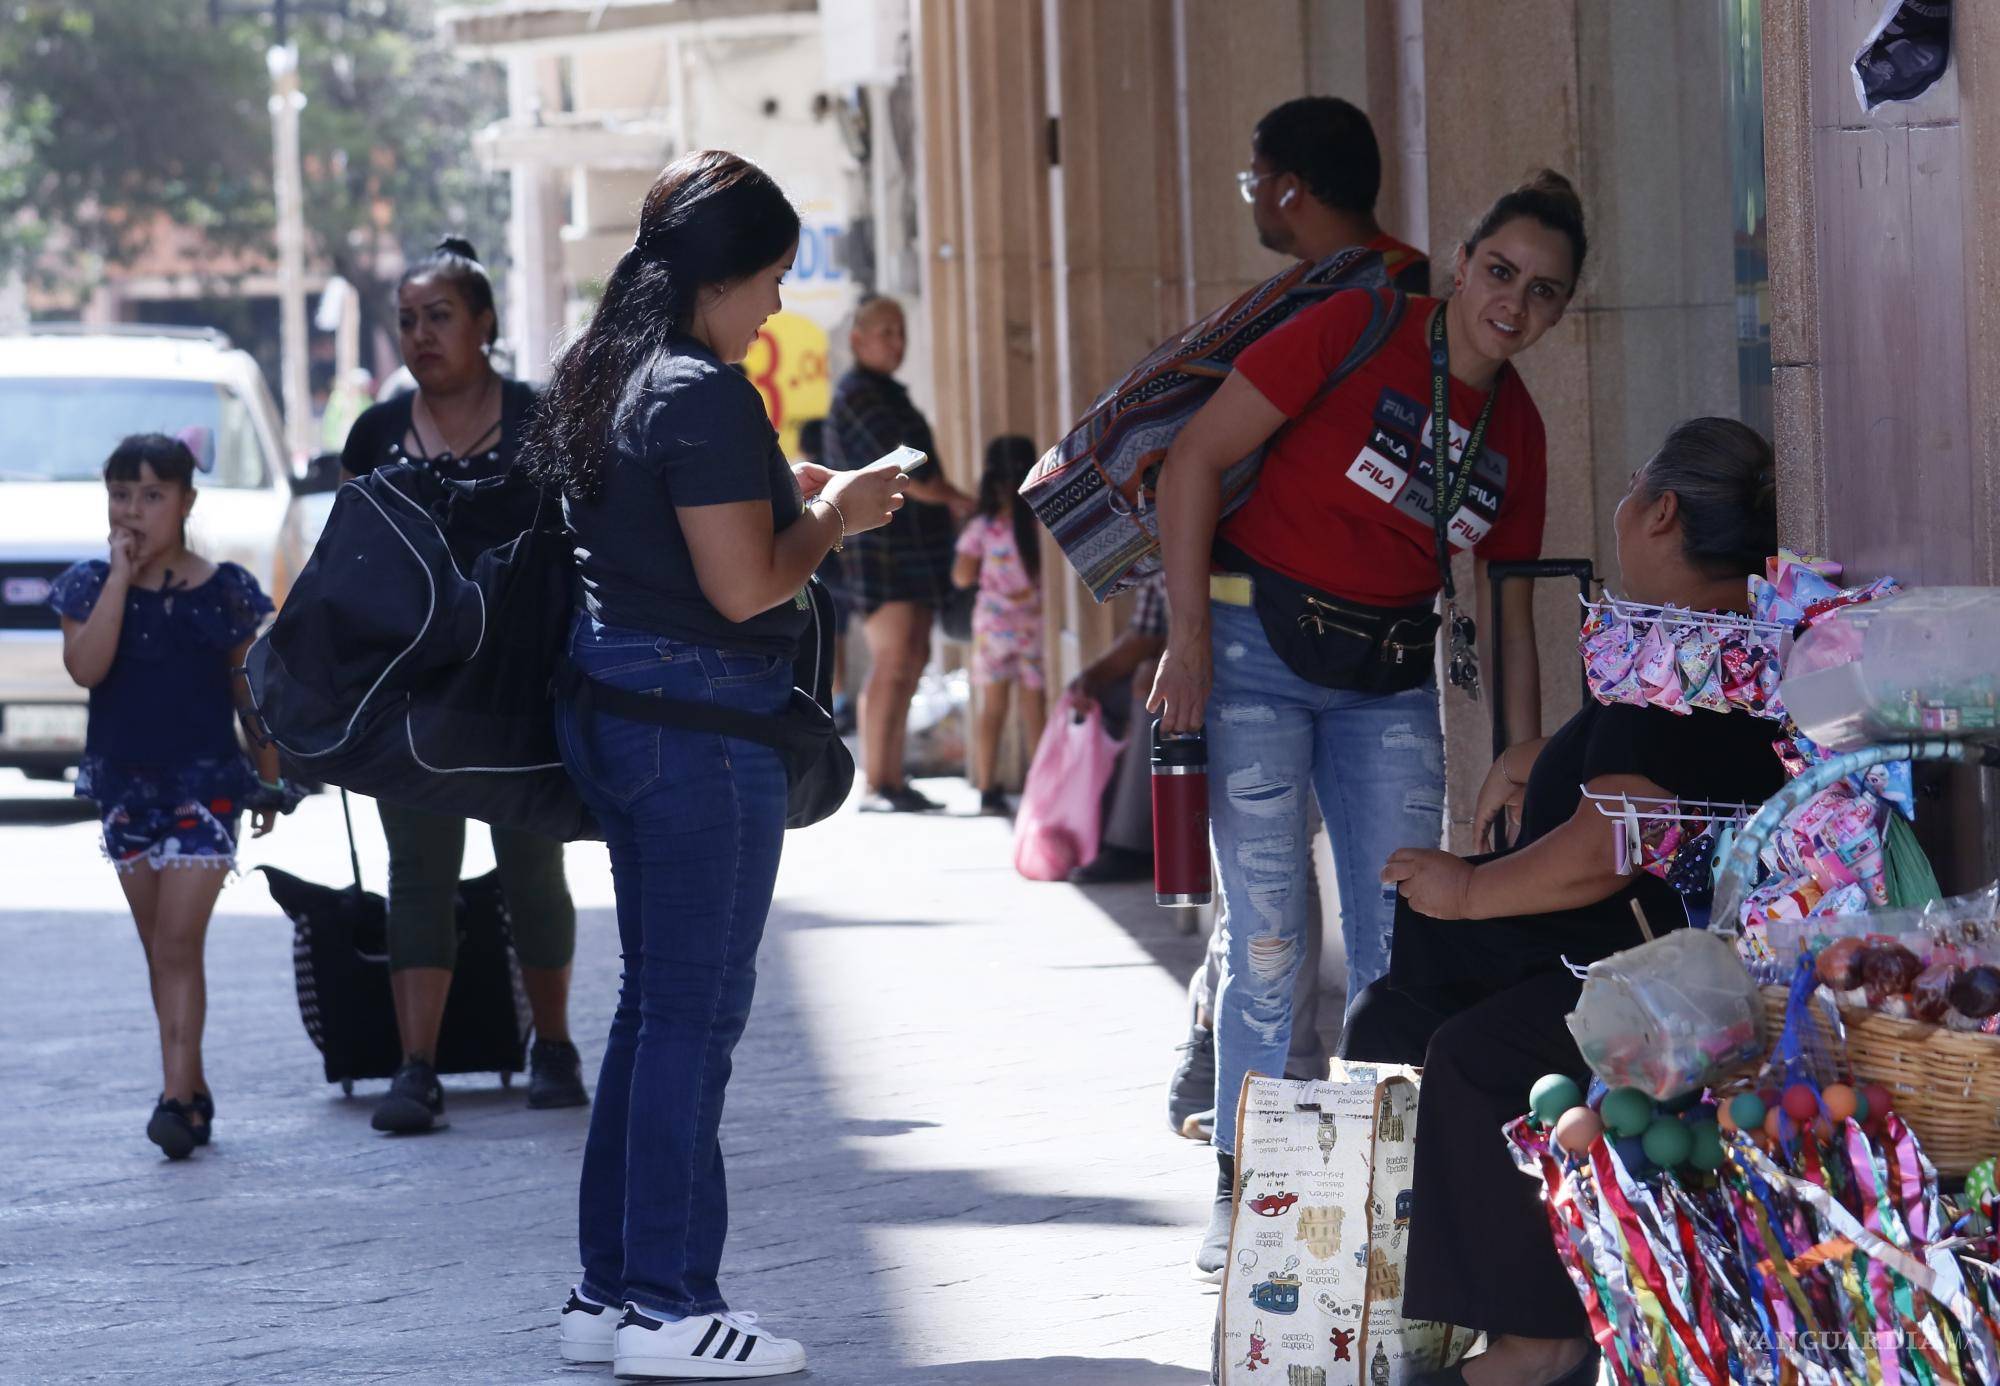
1338, 417, 1788, 1386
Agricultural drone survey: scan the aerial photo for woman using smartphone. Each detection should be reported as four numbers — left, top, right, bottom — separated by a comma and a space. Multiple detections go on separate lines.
525, 150, 908, 1381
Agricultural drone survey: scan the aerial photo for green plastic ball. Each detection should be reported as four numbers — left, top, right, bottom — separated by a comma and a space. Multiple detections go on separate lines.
1727, 1092, 1767, 1133
1642, 1115, 1695, 1169
1853, 1091, 1870, 1122
1530, 1074, 1585, 1127
1601, 1087, 1656, 1140
1687, 1120, 1725, 1172
1966, 1157, 1999, 1209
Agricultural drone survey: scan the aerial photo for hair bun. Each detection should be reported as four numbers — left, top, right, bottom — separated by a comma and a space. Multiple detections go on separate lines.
1520, 169, 1580, 212
436, 236, 480, 262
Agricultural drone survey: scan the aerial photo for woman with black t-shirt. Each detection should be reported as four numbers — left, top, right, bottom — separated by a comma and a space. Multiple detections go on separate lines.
523, 152, 907, 1381
1343, 419, 1787, 1386
339, 239, 586, 1134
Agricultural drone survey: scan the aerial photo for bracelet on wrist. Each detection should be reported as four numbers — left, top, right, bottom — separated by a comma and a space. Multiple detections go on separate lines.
813, 495, 847, 552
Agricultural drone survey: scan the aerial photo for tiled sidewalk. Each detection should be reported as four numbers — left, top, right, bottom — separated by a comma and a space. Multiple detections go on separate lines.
0, 777, 1217, 1383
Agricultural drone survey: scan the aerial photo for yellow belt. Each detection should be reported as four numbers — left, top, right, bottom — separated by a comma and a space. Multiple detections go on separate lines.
1209, 573, 1254, 607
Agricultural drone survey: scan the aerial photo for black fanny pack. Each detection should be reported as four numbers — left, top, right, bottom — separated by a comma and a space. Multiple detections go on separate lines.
1216, 540, 1439, 693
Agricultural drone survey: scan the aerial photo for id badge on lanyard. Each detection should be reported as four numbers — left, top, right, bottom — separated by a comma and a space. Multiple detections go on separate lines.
1429, 307, 1498, 699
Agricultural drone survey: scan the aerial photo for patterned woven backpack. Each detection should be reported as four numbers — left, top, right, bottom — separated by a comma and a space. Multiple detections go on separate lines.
1022, 244, 1414, 601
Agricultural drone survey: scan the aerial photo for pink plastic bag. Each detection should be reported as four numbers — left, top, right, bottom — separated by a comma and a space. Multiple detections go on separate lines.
1012, 698, 1126, 881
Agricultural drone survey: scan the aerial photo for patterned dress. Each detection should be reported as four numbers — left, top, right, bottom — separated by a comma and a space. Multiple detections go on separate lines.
953, 515, 1044, 689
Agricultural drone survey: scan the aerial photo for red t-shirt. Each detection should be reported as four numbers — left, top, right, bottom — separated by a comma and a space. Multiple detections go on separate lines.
1219, 289, 1546, 607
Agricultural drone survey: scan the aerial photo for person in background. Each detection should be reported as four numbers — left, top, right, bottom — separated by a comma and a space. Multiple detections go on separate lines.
796, 417, 855, 733
951, 434, 1046, 816
50, 432, 287, 1158
1063, 574, 1167, 883
824, 295, 977, 813
528, 149, 909, 1379
339, 237, 587, 1134
1242, 95, 1431, 293
320, 367, 376, 454
1152, 171, 1587, 1278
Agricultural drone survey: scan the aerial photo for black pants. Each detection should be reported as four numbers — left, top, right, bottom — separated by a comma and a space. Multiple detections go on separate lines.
1339, 969, 1591, 1340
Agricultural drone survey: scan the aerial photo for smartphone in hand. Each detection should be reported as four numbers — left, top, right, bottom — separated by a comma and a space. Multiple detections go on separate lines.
873, 444, 928, 472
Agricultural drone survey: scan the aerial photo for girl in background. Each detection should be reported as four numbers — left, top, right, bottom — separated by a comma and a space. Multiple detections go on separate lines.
952, 434, 1046, 816
52, 431, 285, 1159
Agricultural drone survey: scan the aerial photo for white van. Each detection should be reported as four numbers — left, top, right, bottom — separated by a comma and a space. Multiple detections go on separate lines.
0, 325, 322, 777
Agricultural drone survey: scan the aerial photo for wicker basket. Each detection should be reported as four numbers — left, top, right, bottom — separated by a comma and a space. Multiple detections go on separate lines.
1759, 986, 2000, 1177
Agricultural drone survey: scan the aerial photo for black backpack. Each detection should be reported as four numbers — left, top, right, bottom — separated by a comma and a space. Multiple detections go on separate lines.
244, 462, 598, 840
246, 461, 851, 837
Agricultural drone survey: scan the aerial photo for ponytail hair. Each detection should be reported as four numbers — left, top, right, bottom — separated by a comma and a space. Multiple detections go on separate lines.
977, 434, 1041, 582
1637, 417, 1777, 579
522, 150, 800, 501
402, 237, 498, 346
1463, 169, 1589, 285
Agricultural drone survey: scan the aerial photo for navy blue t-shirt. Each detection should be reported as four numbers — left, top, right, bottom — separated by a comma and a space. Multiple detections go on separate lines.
566, 338, 808, 657
47, 560, 272, 792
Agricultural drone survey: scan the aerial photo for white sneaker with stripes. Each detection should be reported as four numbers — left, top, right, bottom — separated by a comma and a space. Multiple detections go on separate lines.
613, 1304, 807, 1380
558, 1287, 618, 1363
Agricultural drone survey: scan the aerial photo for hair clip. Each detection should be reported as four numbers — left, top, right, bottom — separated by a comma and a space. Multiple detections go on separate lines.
175, 425, 217, 474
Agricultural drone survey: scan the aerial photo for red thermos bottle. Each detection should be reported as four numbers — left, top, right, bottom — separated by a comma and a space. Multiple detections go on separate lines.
1151, 720, 1212, 907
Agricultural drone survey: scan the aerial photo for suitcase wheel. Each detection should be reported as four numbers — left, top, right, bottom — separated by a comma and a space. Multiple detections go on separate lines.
341, 1079, 354, 1097
500, 1071, 513, 1089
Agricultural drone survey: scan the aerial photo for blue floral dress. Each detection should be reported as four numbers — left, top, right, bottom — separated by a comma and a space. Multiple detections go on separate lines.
47, 561, 274, 869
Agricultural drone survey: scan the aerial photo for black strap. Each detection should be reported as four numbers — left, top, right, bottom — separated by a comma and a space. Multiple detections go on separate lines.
1427, 306, 1502, 604
338, 788, 363, 892
558, 663, 823, 757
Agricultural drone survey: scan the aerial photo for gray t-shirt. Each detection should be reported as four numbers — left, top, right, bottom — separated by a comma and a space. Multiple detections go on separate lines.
567, 338, 808, 656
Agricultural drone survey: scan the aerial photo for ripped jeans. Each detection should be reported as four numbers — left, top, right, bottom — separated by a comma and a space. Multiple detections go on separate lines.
1205, 599, 1444, 1154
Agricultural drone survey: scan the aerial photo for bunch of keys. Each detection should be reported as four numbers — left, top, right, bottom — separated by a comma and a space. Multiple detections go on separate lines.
1446, 605, 1479, 698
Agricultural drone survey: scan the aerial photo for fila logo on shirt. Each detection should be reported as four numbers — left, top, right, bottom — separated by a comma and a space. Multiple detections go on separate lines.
1346, 386, 1509, 551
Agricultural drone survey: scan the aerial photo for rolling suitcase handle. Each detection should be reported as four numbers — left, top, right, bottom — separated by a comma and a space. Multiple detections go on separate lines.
1484, 559, 1595, 850
338, 788, 364, 892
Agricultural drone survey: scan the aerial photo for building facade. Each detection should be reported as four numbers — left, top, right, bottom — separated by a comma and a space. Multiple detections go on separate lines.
903, 0, 1999, 879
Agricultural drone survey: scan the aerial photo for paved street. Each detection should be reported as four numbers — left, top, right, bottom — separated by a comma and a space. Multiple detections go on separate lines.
0, 771, 1220, 1384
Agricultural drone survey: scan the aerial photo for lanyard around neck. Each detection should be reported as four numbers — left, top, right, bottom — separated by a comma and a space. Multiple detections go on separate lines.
1428, 306, 1501, 604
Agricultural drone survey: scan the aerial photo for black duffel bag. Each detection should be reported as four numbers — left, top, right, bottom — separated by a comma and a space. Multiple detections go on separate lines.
245, 462, 599, 841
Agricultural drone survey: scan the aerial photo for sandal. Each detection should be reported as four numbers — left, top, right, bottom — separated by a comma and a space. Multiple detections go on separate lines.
190, 1090, 214, 1147
146, 1096, 198, 1161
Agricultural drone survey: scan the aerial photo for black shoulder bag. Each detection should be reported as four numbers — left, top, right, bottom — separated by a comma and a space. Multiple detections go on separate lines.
1228, 304, 1501, 696
558, 578, 855, 829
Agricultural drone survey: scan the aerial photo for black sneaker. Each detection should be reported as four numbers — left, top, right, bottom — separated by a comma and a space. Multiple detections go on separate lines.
1193, 1151, 1234, 1282
858, 785, 942, 814
1167, 972, 1216, 1137
527, 1038, 590, 1110
146, 1096, 198, 1161
1068, 845, 1153, 885
371, 1058, 446, 1134
978, 788, 1009, 816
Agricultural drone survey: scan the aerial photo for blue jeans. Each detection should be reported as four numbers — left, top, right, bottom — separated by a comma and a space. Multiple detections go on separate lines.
555, 613, 791, 1317
1205, 599, 1444, 1155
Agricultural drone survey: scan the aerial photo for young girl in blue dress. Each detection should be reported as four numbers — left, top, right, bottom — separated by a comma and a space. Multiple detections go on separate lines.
50, 431, 288, 1160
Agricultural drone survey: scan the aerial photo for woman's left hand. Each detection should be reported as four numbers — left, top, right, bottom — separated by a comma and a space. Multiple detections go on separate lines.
792, 461, 836, 501
251, 807, 278, 838
1382, 848, 1476, 919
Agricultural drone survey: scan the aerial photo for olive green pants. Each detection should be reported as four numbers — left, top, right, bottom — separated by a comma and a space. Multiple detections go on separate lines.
377, 800, 576, 973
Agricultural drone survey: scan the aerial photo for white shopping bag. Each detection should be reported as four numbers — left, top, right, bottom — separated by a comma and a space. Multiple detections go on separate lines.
1217, 1063, 1474, 1386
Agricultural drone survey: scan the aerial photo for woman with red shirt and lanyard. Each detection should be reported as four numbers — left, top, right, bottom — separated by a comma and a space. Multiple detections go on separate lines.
1150, 172, 1587, 1276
